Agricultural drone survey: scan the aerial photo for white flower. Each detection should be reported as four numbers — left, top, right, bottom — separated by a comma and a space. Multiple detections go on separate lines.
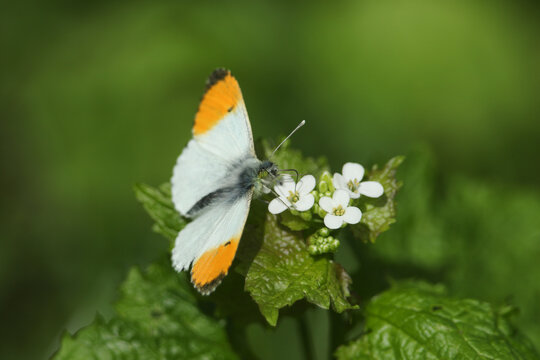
268, 175, 316, 214
333, 162, 384, 199
319, 190, 362, 229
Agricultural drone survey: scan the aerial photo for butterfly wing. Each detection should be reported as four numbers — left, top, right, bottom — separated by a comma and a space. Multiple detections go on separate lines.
171, 69, 256, 294
172, 192, 252, 294
171, 69, 255, 216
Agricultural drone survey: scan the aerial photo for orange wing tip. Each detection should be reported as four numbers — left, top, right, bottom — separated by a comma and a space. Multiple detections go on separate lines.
193, 69, 243, 136
190, 238, 240, 295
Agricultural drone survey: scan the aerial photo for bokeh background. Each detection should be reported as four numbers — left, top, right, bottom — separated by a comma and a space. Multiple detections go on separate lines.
1, 0, 539, 358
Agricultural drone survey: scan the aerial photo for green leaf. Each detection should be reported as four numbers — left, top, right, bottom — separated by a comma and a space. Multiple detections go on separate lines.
54, 261, 239, 360
134, 182, 187, 244
351, 156, 404, 243
335, 281, 539, 360
440, 178, 540, 347
371, 147, 540, 344
244, 213, 357, 326
370, 147, 447, 268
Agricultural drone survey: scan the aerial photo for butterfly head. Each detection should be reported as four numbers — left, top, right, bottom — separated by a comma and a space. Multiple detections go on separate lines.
253, 120, 306, 197
253, 160, 279, 196
258, 160, 278, 179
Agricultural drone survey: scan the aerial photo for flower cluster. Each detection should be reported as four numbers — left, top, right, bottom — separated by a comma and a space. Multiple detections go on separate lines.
268, 162, 384, 255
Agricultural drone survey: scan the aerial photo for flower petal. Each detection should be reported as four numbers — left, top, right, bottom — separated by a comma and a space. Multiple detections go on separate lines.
343, 206, 362, 224
297, 175, 316, 195
358, 181, 384, 198
333, 189, 350, 208
295, 194, 314, 211
274, 175, 295, 196
332, 173, 347, 190
268, 198, 288, 214
348, 189, 360, 199
342, 162, 365, 182
319, 196, 334, 213
324, 214, 344, 229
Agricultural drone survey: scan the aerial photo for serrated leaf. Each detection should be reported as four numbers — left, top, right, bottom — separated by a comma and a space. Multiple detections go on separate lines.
54, 261, 239, 360
335, 281, 539, 360
351, 156, 404, 243
134, 182, 186, 244
244, 213, 356, 326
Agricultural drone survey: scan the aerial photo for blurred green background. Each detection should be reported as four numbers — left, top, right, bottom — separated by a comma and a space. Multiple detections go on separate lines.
1, 0, 539, 358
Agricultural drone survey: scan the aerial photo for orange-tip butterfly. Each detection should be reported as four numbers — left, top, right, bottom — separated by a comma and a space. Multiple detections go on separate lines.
171, 68, 304, 294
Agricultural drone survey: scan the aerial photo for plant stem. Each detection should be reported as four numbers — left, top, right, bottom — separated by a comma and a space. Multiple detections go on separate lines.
298, 314, 314, 360
328, 312, 345, 359
226, 321, 258, 360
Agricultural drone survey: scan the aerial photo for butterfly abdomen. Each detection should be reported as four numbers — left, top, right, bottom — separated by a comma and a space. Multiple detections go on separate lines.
187, 188, 228, 217
186, 158, 260, 217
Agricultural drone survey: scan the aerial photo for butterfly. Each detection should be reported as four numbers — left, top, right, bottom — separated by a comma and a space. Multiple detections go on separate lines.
170, 68, 304, 294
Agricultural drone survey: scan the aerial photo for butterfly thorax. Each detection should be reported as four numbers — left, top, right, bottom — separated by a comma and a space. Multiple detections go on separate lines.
238, 158, 279, 197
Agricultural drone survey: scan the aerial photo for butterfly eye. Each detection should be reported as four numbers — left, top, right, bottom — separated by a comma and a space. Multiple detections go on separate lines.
257, 170, 268, 179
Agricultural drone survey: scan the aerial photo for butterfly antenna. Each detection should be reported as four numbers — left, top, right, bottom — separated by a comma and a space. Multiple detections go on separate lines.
270, 120, 306, 158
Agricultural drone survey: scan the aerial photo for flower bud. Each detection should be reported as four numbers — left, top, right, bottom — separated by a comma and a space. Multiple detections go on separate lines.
318, 227, 330, 237
319, 171, 335, 192
318, 181, 328, 193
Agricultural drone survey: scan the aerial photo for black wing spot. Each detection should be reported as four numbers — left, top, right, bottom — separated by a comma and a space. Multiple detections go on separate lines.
224, 241, 231, 247
205, 68, 230, 92
227, 106, 233, 112
194, 272, 227, 295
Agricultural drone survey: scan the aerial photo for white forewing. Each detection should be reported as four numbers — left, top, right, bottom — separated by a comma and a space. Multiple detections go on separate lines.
171, 193, 252, 272
195, 104, 254, 159
171, 103, 254, 216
